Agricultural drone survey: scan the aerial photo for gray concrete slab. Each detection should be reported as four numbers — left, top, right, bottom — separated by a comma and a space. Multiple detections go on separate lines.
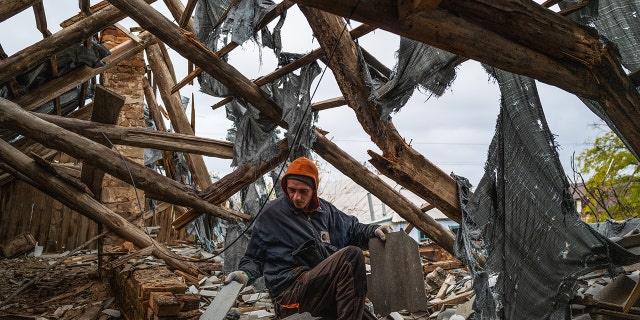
200, 281, 243, 320
368, 231, 428, 316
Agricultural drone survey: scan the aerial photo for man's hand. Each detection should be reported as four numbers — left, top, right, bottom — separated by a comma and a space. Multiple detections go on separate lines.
224, 270, 249, 286
374, 225, 393, 241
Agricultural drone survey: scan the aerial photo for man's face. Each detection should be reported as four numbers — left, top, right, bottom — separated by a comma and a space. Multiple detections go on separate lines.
286, 179, 313, 209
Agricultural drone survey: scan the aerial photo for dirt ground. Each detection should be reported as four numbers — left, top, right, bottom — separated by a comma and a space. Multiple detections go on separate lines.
0, 254, 116, 319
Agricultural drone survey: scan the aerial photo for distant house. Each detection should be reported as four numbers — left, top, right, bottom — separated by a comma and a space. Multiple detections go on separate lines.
318, 175, 458, 243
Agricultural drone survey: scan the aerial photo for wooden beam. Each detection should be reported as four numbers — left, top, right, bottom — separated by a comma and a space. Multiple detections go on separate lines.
0, 97, 250, 222
179, 0, 198, 29
398, 0, 442, 19
289, 0, 598, 99
109, 0, 287, 128
32, 0, 51, 37
60, 1, 111, 28
300, 7, 461, 222
311, 97, 346, 111
0, 137, 205, 278
34, 112, 234, 158
163, 0, 195, 33
291, 0, 640, 159
0, 0, 41, 22
0, 0, 157, 85
80, 0, 91, 14
146, 43, 213, 189
557, 1, 590, 16
313, 132, 455, 253
11, 31, 155, 111
80, 84, 126, 198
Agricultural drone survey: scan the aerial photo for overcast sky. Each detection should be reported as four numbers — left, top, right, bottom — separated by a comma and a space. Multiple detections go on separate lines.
0, 1, 606, 189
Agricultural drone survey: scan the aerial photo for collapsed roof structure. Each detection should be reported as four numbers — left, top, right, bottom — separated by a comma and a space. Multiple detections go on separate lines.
1, 0, 640, 319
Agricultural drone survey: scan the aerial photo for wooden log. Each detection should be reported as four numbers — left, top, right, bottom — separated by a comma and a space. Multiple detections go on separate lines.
34, 113, 234, 158
0, 98, 250, 222
172, 139, 289, 229
0, 138, 204, 277
162, 0, 195, 33
146, 43, 214, 189
292, 0, 640, 160
12, 31, 155, 111
300, 7, 461, 222
0, 0, 40, 22
291, 0, 597, 98
32, 1, 51, 37
313, 132, 455, 253
0, 0, 157, 85
108, 0, 287, 129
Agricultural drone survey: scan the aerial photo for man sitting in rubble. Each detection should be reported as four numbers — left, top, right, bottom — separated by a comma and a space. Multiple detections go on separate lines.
226, 156, 392, 319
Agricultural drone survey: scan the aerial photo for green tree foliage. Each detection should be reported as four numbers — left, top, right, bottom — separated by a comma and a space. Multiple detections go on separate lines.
576, 131, 640, 222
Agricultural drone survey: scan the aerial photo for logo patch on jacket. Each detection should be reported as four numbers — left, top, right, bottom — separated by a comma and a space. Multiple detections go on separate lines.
320, 231, 331, 244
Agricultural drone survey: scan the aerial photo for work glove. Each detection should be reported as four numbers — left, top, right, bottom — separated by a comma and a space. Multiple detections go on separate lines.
374, 225, 393, 241
224, 270, 249, 286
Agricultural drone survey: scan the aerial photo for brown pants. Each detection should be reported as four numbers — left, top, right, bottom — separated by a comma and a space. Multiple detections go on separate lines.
275, 246, 368, 320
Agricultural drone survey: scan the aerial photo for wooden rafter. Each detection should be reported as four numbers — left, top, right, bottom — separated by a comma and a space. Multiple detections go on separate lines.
289, 0, 640, 171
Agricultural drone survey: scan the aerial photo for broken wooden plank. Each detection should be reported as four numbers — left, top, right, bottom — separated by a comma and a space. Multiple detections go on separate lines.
435, 273, 456, 300
291, 0, 598, 98
428, 290, 474, 310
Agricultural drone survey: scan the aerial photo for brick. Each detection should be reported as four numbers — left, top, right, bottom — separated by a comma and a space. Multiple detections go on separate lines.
176, 294, 201, 311
150, 292, 181, 317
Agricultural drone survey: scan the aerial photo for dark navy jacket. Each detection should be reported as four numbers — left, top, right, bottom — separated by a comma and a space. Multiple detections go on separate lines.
238, 195, 379, 298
